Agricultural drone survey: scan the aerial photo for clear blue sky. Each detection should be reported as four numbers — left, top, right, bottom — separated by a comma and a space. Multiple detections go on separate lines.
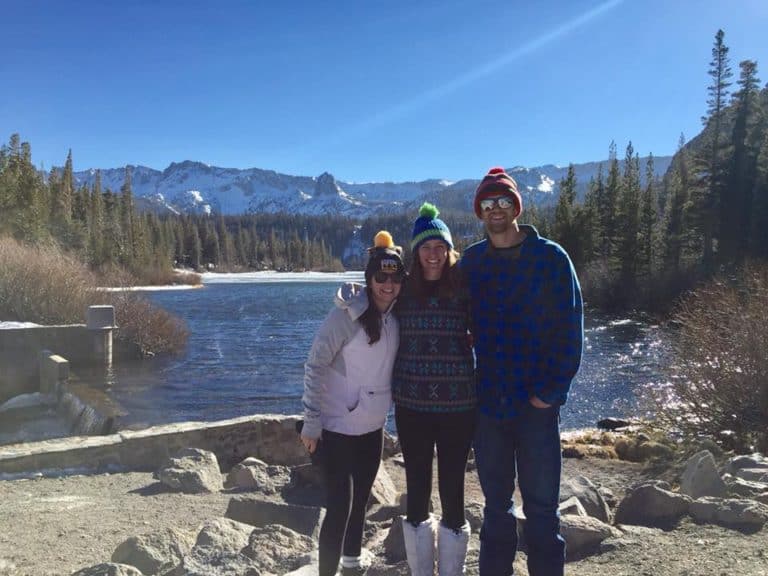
2, 0, 766, 183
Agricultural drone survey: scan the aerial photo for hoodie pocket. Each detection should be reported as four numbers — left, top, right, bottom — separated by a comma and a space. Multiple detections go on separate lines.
352, 386, 392, 421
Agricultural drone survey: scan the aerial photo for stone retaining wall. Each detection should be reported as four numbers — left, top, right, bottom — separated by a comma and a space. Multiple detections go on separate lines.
0, 414, 308, 478
0, 325, 91, 404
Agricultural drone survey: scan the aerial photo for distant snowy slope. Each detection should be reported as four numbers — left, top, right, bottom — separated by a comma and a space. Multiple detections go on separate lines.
72, 156, 671, 217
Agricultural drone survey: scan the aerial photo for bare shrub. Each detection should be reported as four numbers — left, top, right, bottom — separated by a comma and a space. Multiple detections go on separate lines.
0, 236, 187, 356
0, 236, 105, 323
647, 261, 768, 452
110, 291, 188, 357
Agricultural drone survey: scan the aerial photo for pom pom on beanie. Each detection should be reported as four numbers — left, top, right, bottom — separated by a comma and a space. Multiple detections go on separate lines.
410, 202, 454, 251
473, 166, 522, 219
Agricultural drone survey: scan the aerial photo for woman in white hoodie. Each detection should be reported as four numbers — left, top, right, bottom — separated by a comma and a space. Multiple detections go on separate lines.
300, 230, 405, 576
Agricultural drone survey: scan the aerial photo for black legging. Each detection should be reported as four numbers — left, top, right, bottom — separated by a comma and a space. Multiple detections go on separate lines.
395, 405, 476, 530
318, 428, 383, 576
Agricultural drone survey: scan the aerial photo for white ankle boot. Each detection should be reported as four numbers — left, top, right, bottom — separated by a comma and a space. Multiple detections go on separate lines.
437, 521, 470, 576
402, 516, 436, 576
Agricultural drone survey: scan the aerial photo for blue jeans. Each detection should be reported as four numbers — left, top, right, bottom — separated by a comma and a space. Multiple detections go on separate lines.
474, 404, 565, 576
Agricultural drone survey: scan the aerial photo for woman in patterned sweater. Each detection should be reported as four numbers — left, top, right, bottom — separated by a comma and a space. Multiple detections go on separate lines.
394, 203, 476, 576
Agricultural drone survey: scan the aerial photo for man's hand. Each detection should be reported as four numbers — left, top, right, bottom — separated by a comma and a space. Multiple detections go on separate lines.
529, 396, 552, 409
300, 434, 318, 454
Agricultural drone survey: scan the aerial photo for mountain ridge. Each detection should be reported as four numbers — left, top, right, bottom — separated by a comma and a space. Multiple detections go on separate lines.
72, 155, 673, 217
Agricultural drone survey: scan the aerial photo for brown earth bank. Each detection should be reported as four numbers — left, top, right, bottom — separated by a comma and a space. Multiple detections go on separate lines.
0, 451, 766, 576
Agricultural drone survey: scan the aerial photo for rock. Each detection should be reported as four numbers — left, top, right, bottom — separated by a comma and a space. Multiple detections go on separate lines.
225, 496, 325, 537
598, 486, 617, 509
71, 564, 145, 576
168, 547, 261, 576
726, 453, 768, 476
636, 441, 675, 462
194, 518, 254, 554
367, 503, 402, 524
722, 474, 768, 498
111, 527, 195, 575
734, 468, 768, 483
599, 525, 663, 553
689, 497, 768, 530
597, 417, 634, 430
382, 431, 400, 459
680, 450, 727, 499
157, 448, 223, 494
695, 438, 724, 457
241, 524, 315, 574
224, 457, 291, 494
465, 502, 484, 533
560, 475, 611, 522
560, 515, 621, 560
615, 481, 691, 528
558, 496, 588, 517
368, 466, 398, 509
382, 516, 406, 564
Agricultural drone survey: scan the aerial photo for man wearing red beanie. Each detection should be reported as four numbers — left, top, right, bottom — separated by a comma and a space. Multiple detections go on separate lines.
461, 167, 584, 576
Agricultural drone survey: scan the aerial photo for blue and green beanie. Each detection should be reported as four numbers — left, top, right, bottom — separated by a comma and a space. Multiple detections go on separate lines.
411, 202, 453, 251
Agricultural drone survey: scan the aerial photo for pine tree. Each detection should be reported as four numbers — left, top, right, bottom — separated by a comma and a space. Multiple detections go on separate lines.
724, 59, 762, 261
602, 142, 621, 261
617, 143, 641, 295
698, 29, 733, 269
88, 171, 105, 267
638, 154, 659, 282
553, 164, 578, 263
664, 134, 692, 273
120, 166, 135, 264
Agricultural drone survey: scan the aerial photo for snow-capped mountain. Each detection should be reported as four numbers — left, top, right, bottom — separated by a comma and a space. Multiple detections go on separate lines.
72, 156, 672, 217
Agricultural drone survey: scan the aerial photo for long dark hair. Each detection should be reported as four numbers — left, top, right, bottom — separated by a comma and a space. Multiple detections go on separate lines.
359, 285, 383, 344
407, 248, 462, 300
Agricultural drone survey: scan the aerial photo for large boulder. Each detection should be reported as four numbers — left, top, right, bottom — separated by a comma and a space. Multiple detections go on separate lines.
194, 518, 254, 554
615, 481, 691, 528
689, 497, 768, 530
225, 496, 325, 537
71, 564, 144, 576
680, 450, 727, 499
111, 527, 195, 575
560, 515, 621, 560
224, 457, 291, 494
560, 475, 611, 522
157, 448, 223, 494
241, 524, 315, 574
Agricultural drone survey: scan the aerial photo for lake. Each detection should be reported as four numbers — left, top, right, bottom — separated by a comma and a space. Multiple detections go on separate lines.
82, 273, 668, 433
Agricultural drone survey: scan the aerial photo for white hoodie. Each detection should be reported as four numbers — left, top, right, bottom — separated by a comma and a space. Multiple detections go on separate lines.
301, 285, 399, 439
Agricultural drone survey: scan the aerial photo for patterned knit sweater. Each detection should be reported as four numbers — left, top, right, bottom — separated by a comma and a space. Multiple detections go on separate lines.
391, 280, 476, 412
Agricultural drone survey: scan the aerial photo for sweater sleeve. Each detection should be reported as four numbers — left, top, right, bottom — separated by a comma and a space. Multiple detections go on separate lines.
301, 307, 353, 439
534, 246, 584, 406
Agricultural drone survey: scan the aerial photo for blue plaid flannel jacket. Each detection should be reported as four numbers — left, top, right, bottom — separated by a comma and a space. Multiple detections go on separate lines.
460, 225, 583, 419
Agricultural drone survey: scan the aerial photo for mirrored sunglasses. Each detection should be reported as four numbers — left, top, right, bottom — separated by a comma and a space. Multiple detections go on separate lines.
373, 271, 404, 284
479, 196, 515, 212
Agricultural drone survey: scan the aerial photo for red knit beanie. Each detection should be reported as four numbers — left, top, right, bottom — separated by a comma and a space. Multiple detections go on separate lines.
473, 166, 522, 219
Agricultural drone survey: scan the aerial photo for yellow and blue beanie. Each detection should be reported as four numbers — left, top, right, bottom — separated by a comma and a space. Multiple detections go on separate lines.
410, 202, 453, 251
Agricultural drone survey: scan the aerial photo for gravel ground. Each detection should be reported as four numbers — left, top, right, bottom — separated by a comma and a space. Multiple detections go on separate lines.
0, 456, 766, 576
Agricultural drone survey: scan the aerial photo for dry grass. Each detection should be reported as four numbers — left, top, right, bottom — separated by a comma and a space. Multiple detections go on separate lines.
0, 236, 187, 356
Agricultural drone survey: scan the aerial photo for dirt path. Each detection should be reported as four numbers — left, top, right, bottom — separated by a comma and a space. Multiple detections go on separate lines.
0, 457, 765, 576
